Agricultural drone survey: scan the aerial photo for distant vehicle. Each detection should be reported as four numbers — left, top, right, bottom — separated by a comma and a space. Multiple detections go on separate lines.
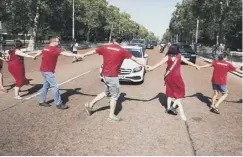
152, 40, 157, 46
146, 41, 154, 49
127, 43, 146, 55
172, 42, 196, 64
100, 45, 148, 83
130, 39, 147, 45
130, 39, 151, 49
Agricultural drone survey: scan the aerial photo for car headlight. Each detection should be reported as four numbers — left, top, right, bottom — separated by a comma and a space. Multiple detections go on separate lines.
133, 66, 143, 73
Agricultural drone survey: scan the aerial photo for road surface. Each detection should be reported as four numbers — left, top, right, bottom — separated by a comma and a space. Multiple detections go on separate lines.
0, 46, 241, 155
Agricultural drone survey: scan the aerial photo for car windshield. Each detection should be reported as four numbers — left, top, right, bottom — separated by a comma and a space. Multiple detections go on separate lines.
131, 40, 145, 44
128, 43, 143, 47
179, 45, 195, 54
125, 48, 142, 58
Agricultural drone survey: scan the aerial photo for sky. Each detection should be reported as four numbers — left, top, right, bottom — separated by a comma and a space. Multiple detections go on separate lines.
107, 0, 182, 39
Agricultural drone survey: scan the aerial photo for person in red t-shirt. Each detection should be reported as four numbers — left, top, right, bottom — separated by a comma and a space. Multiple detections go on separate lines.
82, 38, 147, 121
34, 37, 84, 109
199, 53, 241, 114
0, 52, 8, 93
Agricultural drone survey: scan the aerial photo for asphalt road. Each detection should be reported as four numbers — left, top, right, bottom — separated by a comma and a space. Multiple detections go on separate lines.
0, 46, 242, 155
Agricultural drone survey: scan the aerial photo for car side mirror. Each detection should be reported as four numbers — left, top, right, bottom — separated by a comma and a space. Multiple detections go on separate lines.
144, 54, 148, 58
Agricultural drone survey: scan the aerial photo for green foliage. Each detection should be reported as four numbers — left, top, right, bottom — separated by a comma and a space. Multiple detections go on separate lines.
1, 0, 158, 42
164, 0, 242, 49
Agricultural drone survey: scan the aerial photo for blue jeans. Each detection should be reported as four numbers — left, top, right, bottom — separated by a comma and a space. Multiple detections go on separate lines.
39, 72, 62, 105
212, 84, 228, 93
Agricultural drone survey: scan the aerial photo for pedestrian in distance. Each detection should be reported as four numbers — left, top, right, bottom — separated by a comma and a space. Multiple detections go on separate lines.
34, 36, 84, 109
146, 45, 200, 121
7, 40, 36, 99
71, 39, 79, 63
199, 53, 242, 114
82, 38, 148, 122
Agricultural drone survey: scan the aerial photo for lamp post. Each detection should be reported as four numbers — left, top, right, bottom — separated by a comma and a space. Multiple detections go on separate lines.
195, 18, 199, 52
72, 0, 75, 40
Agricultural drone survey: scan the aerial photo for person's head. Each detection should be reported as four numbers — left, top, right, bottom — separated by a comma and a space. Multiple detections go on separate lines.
218, 53, 228, 61
166, 45, 179, 56
49, 36, 60, 46
112, 37, 122, 45
14, 40, 23, 49
167, 42, 171, 47
8, 40, 23, 53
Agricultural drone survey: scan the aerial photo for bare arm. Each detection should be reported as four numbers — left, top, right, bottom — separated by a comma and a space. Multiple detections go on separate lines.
149, 56, 168, 71
60, 51, 83, 58
15, 50, 35, 59
181, 56, 199, 69
83, 49, 96, 57
0, 57, 8, 61
235, 68, 242, 74
199, 64, 212, 69
130, 56, 146, 67
33, 50, 42, 58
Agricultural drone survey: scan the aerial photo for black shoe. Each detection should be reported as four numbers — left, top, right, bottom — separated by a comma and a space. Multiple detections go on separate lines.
169, 106, 178, 115
39, 102, 51, 107
56, 104, 69, 110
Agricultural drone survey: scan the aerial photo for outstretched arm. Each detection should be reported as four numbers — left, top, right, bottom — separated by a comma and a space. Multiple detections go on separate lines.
235, 68, 242, 74
181, 56, 199, 69
33, 50, 42, 58
0, 56, 8, 61
60, 51, 84, 58
147, 56, 168, 71
130, 56, 146, 67
15, 50, 36, 59
82, 49, 96, 57
199, 64, 212, 69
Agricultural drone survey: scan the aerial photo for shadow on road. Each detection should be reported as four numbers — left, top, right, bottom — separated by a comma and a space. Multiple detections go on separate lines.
20, 84, 43, 97
185, 92, 242, 108
186, 92, 211, 107
4, 83, 15, 90
44, 88, 97, 104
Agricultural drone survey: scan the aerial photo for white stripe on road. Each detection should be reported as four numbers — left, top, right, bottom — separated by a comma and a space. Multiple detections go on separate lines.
25, 70, 92, 100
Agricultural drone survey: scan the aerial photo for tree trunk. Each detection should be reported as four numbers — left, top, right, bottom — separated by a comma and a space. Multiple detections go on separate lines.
28, 0, 40, 50
86, 28, 91, 42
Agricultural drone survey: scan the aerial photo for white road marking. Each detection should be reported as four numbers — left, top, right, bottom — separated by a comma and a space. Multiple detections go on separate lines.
25, 70, 92, 100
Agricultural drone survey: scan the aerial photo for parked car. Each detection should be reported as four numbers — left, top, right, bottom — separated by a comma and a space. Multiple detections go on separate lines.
146, 41, 154, 49
100, 45, 148, 83
172, 42, 196, 64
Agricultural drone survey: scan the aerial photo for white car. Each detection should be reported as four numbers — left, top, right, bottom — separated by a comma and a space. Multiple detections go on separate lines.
100, 45, 148, 83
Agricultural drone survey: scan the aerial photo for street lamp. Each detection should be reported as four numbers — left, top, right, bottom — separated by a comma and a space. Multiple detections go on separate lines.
72, 0, 75, 40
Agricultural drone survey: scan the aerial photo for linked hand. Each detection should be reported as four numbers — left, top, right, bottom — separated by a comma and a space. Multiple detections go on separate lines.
145, 65, 153, 71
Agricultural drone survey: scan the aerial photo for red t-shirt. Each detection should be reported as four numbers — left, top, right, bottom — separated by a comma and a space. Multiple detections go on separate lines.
96, 44, 132, 77
40, 46, 62, 72
211, 60, 236, 85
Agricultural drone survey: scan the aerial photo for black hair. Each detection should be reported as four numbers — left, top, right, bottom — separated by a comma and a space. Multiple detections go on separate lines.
112, 36, 122, 44
166, 45, 179, 56
218, 53, 228, 60
9, 40, 23, 54
14, 40, 23, 49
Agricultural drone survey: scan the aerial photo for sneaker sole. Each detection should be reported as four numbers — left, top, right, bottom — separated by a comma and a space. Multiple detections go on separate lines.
107, 117, 122, 122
